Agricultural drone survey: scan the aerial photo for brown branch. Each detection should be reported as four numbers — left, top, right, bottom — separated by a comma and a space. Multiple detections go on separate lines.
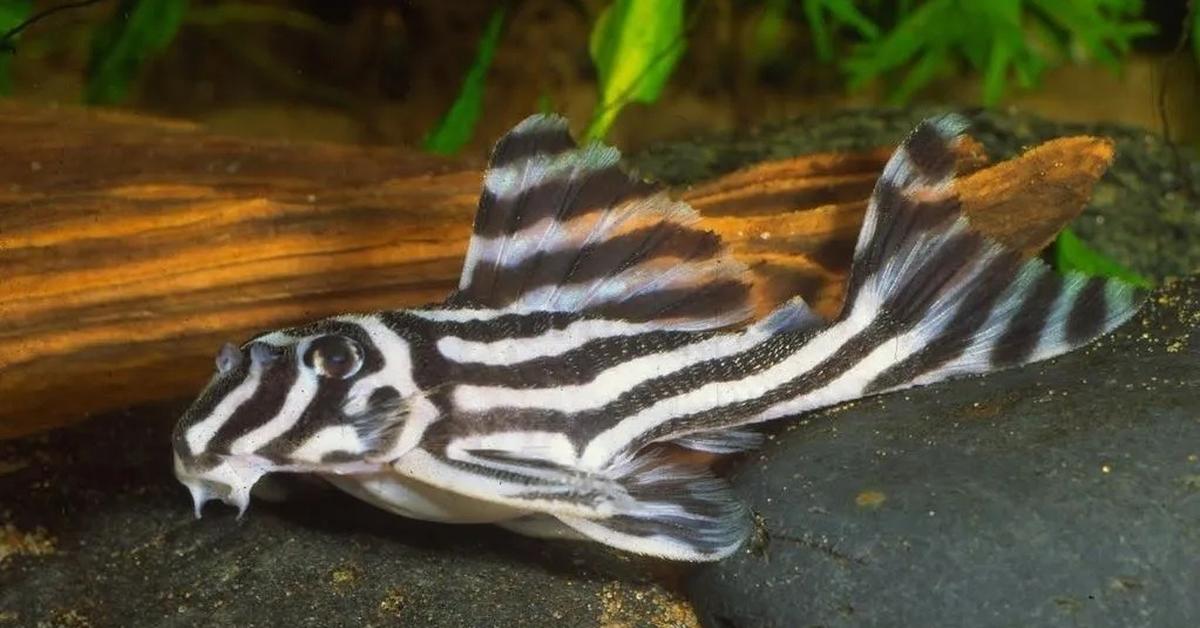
0, 103, 1112, 439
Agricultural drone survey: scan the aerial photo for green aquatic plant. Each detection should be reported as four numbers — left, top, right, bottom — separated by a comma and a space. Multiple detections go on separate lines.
423, 5, 507, 156
86, 0, 187, 104
426, 0, 1148, 282
841, 1, 1155, 286
2, 1, 1163, 285
1, 0, 332, 105
1055, 228, 1152, 287
748, 0, 1155, 106
845, 0, 1155, 106
424, 0, 687, 151
585, 0, 686, 140
751, 0, 880, 67
801, 0, 879, 61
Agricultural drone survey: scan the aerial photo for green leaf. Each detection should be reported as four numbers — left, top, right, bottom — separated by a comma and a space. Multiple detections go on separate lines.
981, 35, 1012, 106
0, 0, 30, 43
585, 0, 685, 141
803, 0, 880, 63
820, 0, 879, 40
1027, 0, 1154, 70
847, 0, 1152, 106
888, 46, 948, 105
1055, 228, 1152, 288
86, 0, 188, 105
0, 0, 32, 95
804, 0, 834, 61
844, 0, 950, 92
422, 5, 507, 155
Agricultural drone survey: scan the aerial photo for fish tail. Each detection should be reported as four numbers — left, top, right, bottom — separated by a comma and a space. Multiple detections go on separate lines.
582, 115, 1145, 462
838, 114, 1146, 393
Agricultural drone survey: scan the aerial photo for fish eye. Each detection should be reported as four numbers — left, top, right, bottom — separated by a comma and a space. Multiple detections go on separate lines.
305, 335, 364, 379
215, 342, 242, 374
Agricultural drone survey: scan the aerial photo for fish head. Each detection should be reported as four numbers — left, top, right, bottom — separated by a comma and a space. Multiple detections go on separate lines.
171, 316, 421, 518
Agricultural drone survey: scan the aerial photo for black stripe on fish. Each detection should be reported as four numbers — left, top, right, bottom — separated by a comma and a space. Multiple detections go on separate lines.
410, 310, 582, 344
352, 385, 407, 456
840, 182, 960, 319
430, 328, 811, 453
172, 358, 253, 458
990, 268, 1063, 367
462, 224, 724, 307
458, 114, 753, 331
555, 454, 749, 560
840, 115, 965, 319
629, 319, 900, 450
865, 249, 1022, 393
1066, 276, 1108, 345
472, 163, 657, 239
621, 229, 995, 450
904, 117, 960, 181
249, 321, 387, 458
442, 330, 712, 389
486, 115, 576, 169
588, 280, 752, 325
205, 347, 300, 454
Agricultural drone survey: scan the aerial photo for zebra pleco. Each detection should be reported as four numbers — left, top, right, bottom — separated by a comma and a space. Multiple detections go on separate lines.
172, 114, 1143, 561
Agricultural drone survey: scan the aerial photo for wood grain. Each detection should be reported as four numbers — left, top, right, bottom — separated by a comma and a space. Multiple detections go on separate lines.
0, 103, 1113, 439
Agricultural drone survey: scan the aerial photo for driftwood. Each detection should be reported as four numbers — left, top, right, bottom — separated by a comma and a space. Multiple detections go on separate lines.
0, 103, 1114, 439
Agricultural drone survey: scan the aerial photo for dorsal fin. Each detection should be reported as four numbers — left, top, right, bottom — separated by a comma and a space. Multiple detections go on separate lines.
455, 114, 754, 331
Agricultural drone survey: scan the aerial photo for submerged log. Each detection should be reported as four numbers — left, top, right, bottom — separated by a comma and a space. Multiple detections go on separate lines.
0, 103, 1114, 438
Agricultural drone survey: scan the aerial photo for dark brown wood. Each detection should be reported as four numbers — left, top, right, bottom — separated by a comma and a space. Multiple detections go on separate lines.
0, 103, 1113, 439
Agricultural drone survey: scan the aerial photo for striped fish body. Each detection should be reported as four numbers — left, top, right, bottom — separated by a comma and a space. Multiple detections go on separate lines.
172, 114, 1144, 561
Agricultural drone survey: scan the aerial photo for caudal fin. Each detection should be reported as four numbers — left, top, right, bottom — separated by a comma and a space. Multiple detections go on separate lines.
839, 114, 1145, 392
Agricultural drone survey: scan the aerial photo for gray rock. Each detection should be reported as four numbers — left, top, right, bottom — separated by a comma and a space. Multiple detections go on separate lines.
0, 404, 698, 627
689, 278, 1200, 628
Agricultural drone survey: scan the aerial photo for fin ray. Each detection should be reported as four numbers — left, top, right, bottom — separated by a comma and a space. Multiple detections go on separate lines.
393, 445, 749, 561
555, 453, 750, 561
391, 447, 629, 519
754, 296, 826, 334
836, 113, 1145, 392
670, 427, 764, 454
457, 114, 753, 330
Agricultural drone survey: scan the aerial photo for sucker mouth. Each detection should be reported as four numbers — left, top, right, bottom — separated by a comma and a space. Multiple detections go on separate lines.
174, 452, 274, 519
173, 450, 387, 518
